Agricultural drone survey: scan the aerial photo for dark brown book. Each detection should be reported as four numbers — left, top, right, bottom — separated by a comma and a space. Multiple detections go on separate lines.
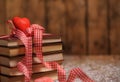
0, 41, 62, 57
0, 33, 61, 47
0, 53, 63, 67
0, 33, 62, 57
0, 43, 62, 57
0, 60, 63, 76
0, 70, 58, 82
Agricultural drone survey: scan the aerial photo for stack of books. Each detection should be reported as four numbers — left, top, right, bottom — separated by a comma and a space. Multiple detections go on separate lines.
0, 33, 63, 82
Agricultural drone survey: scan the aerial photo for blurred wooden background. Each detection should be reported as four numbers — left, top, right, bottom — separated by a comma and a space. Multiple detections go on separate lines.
0, 0, 120, 55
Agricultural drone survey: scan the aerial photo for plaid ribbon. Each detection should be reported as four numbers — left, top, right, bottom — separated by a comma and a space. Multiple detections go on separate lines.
0, 21, 94, 82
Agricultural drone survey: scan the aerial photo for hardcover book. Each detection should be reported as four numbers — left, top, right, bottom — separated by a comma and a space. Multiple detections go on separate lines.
0, 61, 63, 76
0, 53, 63, 67
0, 33, 63, 57
0, 43, 62, 56
0, 70, 58, 82
0, 33, 61, 47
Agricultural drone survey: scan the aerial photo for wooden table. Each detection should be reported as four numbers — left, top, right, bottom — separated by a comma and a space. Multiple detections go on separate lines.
63, 54, 120, 82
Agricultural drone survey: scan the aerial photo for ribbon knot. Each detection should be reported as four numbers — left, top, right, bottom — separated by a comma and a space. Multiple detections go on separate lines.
31, 24, 45, 30
25, 24, 45, 37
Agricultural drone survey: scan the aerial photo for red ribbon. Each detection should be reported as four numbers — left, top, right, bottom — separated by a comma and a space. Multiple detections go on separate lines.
0, 21, 94, 82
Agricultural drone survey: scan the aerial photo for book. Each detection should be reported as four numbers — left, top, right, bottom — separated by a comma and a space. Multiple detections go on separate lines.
0, 33, 61, 47
0, 43, 62, 57
0, 33, 62, 57
0, 70, 58, 82
0, 61, 63, 76
0, 53, 63, 67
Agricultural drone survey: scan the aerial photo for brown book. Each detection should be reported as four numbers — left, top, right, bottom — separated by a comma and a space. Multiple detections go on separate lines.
0, 70, 58, 82
0, 33, 62, 57
0, 33, 61, 47
0, 61, 63, 76
0, 53, 63, 67
0, 43, 62, 57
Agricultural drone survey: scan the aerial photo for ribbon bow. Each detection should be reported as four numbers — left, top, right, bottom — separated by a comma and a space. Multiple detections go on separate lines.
0, 20, 94, 82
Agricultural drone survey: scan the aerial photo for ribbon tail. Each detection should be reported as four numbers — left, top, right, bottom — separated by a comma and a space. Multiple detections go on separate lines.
15, 29, 33, 82
67, 68, 94, 82
44, 62, 66, 82
32, 24, 67, 82
57, 64, 66, 82
17, 62, 30, 80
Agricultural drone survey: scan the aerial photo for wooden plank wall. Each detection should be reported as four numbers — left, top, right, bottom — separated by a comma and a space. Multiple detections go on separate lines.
109, 0, 120, 54
88, 0, 109, 54
65, 0, 87, 54
0, 0, 120, 55
46, 0, 68, 52
46, 0, 66, 34
5, 0, 45, 34
0, 0, 6, 35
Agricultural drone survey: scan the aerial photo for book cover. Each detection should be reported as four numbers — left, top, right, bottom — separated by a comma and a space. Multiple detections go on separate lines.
0, 53, 63, 67
0, 61, 63, 76
0, 33, 62, 47
0, 70, 58, 82
0, 43, 62, 57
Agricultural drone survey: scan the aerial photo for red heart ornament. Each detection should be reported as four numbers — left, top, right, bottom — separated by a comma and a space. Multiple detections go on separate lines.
34, 77, 54, 82
12, 17, 30, 32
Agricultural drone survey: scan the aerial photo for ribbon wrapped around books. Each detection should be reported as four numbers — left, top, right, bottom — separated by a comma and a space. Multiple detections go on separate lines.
0, 17, 94, 82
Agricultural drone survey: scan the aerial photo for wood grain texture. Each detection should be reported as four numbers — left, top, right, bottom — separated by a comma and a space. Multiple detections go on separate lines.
46, 0, 67, 52
2, 0, 120, 54
6, 0, 23, 34
0, 0, 6, 35
46, 0, 66, 34
65, 0, 87, 54
6, 0, 24, 19
88, 0, 109, 54
109, 0, 120, 54
6, 0, 45, 34
22, 0, 46, 27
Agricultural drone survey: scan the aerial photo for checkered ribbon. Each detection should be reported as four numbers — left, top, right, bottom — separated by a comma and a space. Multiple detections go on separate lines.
0, 21, 94, 82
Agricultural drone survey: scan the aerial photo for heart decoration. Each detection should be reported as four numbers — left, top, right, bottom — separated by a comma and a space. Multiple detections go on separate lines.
34, 77, 54, 82
12, 17, 31, 32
